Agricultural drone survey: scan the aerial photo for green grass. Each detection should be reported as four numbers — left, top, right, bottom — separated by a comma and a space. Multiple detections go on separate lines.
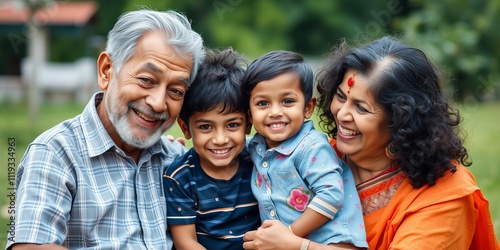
460, 102, 500, 238
1, 101, 499, 246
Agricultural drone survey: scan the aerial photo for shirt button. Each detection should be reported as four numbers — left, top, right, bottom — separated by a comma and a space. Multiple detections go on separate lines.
262, 162, 268, 168
270, 210, 276, 218
266, 188, 271, 195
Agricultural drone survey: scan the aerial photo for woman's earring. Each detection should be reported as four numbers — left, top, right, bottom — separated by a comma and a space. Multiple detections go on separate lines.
385, 142, 395, 160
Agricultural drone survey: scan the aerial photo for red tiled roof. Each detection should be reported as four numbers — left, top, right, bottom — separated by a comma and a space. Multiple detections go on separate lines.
0, 1, 97, 26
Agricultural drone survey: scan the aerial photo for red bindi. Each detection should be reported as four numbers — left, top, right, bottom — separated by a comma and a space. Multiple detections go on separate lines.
347, 71, 357, 94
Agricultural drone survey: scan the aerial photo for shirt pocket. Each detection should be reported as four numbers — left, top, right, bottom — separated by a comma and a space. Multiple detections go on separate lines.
272, 166, 307, 196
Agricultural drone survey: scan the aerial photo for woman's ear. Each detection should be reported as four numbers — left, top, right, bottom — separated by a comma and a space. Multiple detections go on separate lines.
304, 96, 317, 119
177, 117, 192, 139
97, 52, 113, 90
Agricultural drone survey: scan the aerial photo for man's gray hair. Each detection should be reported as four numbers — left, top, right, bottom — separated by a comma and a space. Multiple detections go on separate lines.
105, 9, 205, 85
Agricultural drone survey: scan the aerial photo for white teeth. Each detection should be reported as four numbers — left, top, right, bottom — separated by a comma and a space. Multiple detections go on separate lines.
339, 125, 360, 136
212, 149, 230, 154
269, 123, 285, 128
136, 110, 157, 122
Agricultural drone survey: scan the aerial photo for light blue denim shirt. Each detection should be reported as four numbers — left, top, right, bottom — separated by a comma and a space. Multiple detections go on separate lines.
247, 120, 367, 247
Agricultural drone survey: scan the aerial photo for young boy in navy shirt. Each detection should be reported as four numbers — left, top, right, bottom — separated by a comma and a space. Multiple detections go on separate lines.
164, 48, 260, 250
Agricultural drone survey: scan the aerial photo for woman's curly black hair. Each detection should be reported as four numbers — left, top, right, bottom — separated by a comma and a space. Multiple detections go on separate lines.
316, 36, 471, 188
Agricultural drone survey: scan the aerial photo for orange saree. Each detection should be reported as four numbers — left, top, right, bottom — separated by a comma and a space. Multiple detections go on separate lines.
329, 138, 499, 250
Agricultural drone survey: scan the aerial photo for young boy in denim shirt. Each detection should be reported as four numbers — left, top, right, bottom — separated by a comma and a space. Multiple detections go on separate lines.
242, 50, 367, 248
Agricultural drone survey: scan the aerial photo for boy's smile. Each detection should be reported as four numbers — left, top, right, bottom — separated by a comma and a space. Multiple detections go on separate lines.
179, 106, 249, 180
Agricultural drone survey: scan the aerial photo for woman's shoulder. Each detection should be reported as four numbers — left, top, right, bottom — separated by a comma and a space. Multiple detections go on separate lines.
436, 162, 479, 193
402, 163, 480, 207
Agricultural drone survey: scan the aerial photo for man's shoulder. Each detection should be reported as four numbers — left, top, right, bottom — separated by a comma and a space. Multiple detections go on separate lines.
33, 93, 99, 147
32, 114, 83, 147
160, 137, 186, 154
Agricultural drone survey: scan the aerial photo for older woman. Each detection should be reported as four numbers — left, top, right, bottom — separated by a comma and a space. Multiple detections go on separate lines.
242, 37, 499, 250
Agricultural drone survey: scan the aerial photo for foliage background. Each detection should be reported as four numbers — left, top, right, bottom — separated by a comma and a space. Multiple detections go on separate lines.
1, 0, 499, 100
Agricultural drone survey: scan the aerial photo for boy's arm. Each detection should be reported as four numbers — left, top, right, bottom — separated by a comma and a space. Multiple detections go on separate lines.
170, 224, 206, 250
164, 158, 204, 250
292, 136, 345, 237
289, 208, 330, 237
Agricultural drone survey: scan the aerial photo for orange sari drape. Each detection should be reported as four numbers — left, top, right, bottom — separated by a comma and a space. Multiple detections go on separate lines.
329, 138, 499, 250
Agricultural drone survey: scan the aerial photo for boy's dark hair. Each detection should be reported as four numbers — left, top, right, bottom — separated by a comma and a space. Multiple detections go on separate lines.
241, 50, 314, 103
179, 48, 248, 124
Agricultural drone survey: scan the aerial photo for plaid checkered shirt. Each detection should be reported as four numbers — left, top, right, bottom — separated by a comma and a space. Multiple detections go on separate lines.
7, 92, 185, 249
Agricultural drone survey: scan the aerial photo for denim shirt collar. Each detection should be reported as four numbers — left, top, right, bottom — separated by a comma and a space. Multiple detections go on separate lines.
248, 120, 315, 156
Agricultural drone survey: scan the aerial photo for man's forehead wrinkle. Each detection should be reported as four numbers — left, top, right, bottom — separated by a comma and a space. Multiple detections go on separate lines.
142, 62, 161, 73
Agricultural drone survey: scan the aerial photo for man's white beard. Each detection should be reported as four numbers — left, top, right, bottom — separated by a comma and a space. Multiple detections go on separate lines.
109, 107, 165, 149
104, 85, 170, 149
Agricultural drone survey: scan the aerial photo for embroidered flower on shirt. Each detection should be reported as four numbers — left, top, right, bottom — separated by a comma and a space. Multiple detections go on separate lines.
287, 188, 310, 211
255, 172, 272, 189
256, 172, 263, 188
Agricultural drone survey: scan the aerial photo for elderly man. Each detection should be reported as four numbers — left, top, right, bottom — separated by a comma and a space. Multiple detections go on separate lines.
7, 9, 204, 250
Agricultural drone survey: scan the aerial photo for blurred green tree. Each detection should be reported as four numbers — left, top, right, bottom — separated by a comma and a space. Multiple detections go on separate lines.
123, 0, 390, 58
48, 0, 126, 61
394, 0, 500, 101
29, 0, 498, 101
95, 0, 127, 36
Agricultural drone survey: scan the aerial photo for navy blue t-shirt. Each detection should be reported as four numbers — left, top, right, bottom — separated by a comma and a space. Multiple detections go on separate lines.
164, 148, 260, 249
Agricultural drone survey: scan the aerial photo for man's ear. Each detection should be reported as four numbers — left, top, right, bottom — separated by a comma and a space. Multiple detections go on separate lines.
177, 117, 192, 139
304, 96, 317, 119
97, 52, 113, 90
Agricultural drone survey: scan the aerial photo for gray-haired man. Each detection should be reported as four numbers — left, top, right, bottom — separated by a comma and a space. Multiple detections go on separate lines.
8, 9, 204, 250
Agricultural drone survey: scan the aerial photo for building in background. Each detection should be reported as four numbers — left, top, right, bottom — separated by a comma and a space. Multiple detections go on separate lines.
0, 1, 98, 103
